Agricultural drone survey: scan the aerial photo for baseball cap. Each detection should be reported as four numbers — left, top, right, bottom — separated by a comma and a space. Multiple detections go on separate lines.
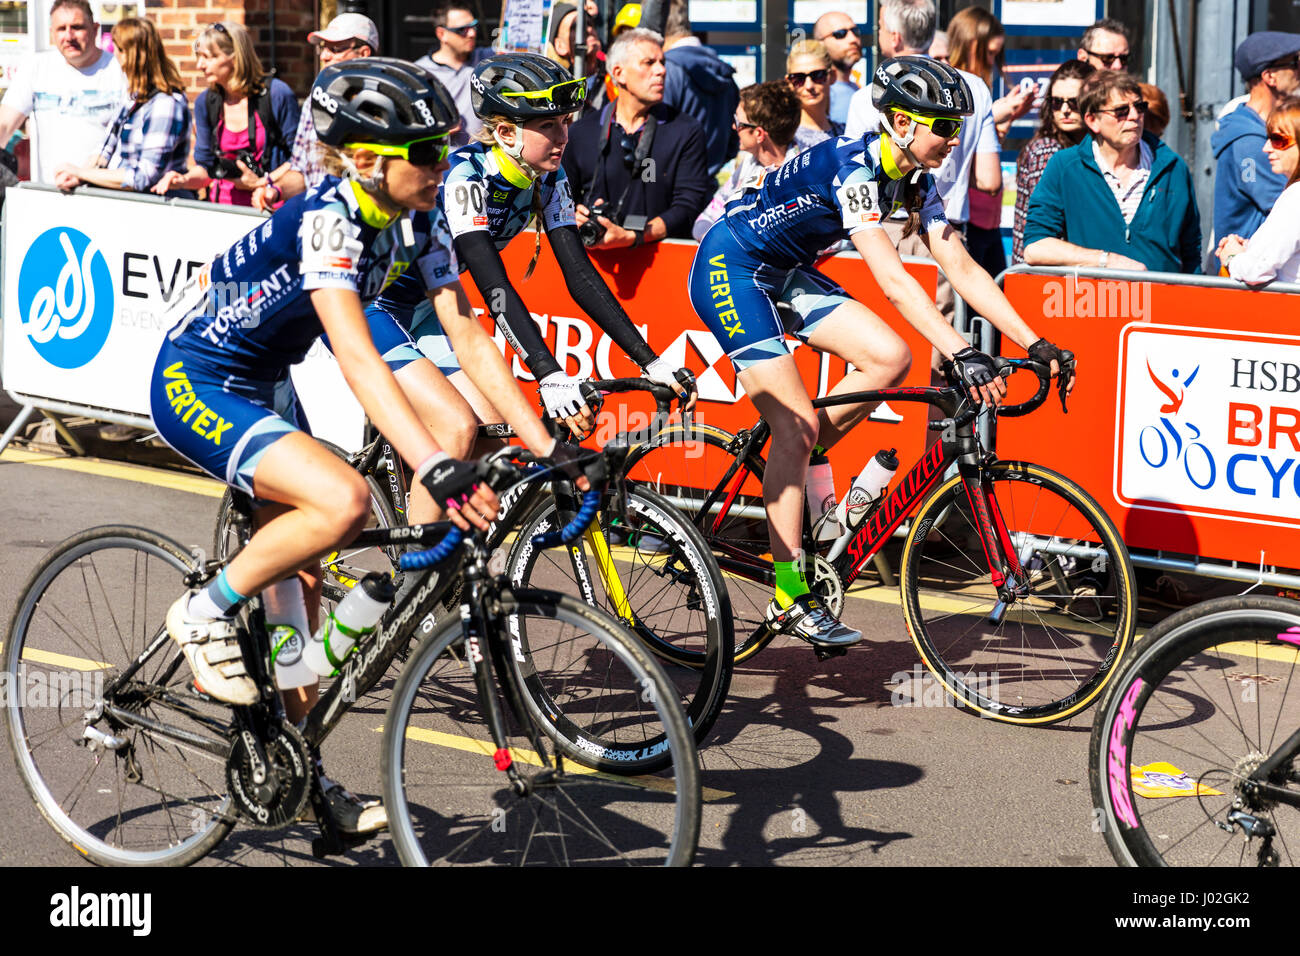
1235, 31, 1300, 81
308, 13, 380, 52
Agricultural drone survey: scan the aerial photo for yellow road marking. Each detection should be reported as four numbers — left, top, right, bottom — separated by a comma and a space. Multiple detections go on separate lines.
1, 448, 225, 498
1203, 640, 1300, 666
380, 725, 732, 801
0, 643, 110, 671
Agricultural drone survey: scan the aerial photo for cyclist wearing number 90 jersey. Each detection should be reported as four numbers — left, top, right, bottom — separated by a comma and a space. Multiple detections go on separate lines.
366, 52, 695, 441
687, 57, 1073, 648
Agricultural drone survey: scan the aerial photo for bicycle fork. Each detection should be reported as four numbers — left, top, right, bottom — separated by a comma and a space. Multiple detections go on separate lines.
959, 459, 1029, 625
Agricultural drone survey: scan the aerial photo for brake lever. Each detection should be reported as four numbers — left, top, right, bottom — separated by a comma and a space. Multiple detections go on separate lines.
1057, 351, 1076, 414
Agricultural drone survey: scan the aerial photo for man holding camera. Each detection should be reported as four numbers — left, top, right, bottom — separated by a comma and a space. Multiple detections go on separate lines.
563, 27, 711, 250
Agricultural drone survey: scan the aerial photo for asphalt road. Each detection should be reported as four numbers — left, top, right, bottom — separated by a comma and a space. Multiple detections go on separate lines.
0, 406, 1126, 868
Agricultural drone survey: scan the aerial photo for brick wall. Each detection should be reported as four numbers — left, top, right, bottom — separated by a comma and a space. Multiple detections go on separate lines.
145, 0, 320, 102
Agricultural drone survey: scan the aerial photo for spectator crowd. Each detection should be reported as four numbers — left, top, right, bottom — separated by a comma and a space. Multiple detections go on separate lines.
0, 0, 1297, 286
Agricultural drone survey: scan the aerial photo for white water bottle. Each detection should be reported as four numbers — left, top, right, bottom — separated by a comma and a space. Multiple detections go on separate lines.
805, 454, 841, 542
834, 448, 899, 532
303, 573, 396, 678
264, 578, 317, 691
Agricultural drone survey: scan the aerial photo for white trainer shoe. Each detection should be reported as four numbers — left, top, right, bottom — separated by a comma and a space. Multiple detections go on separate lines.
166, 594, 258, 705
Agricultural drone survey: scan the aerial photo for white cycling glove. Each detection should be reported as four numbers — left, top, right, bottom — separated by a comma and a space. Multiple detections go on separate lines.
643, 357, 679, 388
539, 372, 589, 421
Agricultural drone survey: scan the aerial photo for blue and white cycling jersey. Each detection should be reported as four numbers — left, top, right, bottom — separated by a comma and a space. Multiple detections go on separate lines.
721, 132, 948, 269
438, 141, 577, 251
151, 176, 453, 494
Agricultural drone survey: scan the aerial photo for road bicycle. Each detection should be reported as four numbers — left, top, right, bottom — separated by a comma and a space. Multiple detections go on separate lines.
3, 445, 701, 866
621, 357, 1138, 725
1089, 594, 1300, 866
212, 380, 735, 752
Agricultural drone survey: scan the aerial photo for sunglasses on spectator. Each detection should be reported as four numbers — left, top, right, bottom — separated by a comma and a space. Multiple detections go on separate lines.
1092, 99, 1148, 120
896, 108, 963, 139
443, 19, 478, 36
500, 77, 588, 112
733, 117, 758, 131
350, 133, 452, 167
818, 27, 859, 40
1082, 49, 1131, 67
1268, 130, 1298, 150
786, 69, 830, 86
1049, 95, 1080, 113
317, 39, 364, 54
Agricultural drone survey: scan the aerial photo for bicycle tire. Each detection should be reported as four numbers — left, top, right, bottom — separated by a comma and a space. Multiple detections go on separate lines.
3, 526, 237, 866
381, 587, 701, 866
212, 439, 399, 605
1089, 595, 1300, 867
623, 422, 783, 663
505, 486, 733, 756
900, 461, 1137, 724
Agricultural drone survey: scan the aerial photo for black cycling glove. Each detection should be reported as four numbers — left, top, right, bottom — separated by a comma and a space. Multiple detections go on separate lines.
949, 347, 999, 390
1027, 338, 1067, 371
546, 439, 590, 483
417, 454, 482, 511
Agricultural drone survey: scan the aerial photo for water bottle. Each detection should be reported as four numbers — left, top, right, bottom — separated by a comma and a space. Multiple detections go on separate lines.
303, 572, 396, 678
834, 448, 899, 532
805, 454, 841, 542
264, 578, 316, 691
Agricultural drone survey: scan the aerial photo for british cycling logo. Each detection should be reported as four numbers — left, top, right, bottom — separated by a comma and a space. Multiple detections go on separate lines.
18, 227, 114, 369
1137, 359, 1214, 490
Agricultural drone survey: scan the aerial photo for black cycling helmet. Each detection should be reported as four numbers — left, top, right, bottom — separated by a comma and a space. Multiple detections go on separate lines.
871, 55, 974, 117
470, 52, 586, 122
312, 57, 459, 146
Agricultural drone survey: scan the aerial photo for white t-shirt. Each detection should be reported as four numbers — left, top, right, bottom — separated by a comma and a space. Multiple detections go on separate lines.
844, 65, 997, 224
1228, 180, 1300, 286
2, 49, 126, 183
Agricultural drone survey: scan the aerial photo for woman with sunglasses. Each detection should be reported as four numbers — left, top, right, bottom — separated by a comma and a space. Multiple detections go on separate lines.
148, 60, 501, 836
786, 40, 844, 151
415, 52, 693, 438
686, 56, 1070, 647
1012, 59, 1095, 263
1218, 96, 1300, 285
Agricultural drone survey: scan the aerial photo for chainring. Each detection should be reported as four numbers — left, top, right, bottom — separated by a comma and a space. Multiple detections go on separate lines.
225, 719, 310, 830
809, 554, 845, 616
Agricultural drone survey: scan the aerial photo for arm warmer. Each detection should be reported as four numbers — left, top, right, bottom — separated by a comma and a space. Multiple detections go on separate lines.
453, 230, 562, 381
549, 225, 658, 369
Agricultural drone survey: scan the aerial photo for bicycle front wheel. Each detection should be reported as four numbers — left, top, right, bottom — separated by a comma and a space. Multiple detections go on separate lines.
506, 485, 733, 754
901, 461, 1137, 724
3, 526, 236, 866
381, 588, 701, 866
1089, 595, 1300, 867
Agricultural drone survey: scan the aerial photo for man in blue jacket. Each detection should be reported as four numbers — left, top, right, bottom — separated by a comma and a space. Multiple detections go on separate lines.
661, 0, 739, 176
565, 27, 712, 248
1024, 70, 1201, 274
1211, 32, 1300, 244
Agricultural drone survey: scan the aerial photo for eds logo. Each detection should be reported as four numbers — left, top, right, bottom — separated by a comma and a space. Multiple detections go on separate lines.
19, 227, 113, 369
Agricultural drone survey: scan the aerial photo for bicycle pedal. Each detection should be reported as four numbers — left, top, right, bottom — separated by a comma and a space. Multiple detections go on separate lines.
813, 646, 849, 661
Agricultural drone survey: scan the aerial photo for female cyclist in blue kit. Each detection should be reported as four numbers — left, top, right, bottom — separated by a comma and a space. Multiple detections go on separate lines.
688, 57, 1073, 648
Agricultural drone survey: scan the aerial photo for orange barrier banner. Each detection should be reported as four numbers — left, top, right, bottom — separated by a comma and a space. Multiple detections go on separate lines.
464, 236, 939, 504
997, 271, 1300, 568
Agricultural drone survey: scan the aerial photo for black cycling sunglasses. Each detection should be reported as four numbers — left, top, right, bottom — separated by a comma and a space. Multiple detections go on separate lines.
819, 27, 859, 40
786, 68, 830, 86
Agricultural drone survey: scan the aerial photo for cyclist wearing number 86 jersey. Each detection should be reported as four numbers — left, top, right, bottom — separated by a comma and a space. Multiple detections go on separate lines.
687, 56, 1073, 648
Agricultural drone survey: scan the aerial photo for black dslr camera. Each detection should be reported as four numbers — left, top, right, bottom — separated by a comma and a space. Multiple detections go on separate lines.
578, 198, 610, 247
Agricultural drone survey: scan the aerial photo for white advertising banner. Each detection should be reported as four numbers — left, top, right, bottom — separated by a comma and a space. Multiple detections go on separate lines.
1116, 324, 1300, 530
1, 186, 364, 451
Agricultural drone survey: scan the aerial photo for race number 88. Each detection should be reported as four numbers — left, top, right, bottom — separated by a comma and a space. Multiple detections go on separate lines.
843, 184, 874, 214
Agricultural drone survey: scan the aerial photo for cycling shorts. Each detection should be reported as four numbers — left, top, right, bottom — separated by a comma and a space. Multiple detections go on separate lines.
687, 219, 852, 371
363, 300, 461, 378
149, 340, 309, 496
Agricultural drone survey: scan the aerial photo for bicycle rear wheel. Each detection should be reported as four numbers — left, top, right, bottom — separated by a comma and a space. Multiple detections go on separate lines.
506, 485, 733, 753
1089, 595, 1300, 867
901, 461, 1137, 724
381, 588, 700, 866
624, 422, 780, 662
3, 527, 236, 866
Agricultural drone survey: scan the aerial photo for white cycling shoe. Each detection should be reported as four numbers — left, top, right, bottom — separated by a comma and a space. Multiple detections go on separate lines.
166, 594, 259, 705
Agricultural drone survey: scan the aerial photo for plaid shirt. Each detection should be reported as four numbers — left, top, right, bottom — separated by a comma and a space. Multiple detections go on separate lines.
1012, 137, 1063, 263
98, 90, 190, 192
289, 106, 325, 188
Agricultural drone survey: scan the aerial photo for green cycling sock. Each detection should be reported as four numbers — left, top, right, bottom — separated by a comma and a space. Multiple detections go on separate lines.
773, 559, 810, 609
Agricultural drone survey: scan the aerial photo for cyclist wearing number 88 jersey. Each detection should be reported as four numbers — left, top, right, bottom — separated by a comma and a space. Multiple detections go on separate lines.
688, 56, 1073, 648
